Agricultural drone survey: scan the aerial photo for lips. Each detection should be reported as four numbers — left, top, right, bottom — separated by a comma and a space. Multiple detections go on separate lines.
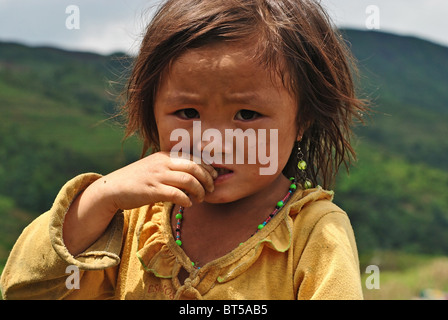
214, 167, 233, 176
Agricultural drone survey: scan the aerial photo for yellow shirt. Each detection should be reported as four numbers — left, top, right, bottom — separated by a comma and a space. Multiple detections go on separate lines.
0, 173, 363, 300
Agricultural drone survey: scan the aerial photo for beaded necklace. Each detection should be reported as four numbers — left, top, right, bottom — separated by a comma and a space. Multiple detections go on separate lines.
174, 177, 298, 269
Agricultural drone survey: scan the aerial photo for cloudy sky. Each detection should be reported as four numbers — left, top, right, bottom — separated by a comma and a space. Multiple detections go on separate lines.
1, 0, 447, 55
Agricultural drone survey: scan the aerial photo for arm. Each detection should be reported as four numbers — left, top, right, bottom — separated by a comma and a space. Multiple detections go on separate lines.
1, 152, 216, 299
0, 173, 123, 300
294, 211, 363, 300
63, 151, 217, 255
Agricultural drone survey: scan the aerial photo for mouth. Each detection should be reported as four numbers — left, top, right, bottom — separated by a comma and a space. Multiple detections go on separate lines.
214, 167, 233, 176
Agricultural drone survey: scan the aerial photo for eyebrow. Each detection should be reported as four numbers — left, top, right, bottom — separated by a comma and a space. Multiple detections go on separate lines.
223, 92, 263, 105
162, 91, 203, 105
163, 91, 265, 106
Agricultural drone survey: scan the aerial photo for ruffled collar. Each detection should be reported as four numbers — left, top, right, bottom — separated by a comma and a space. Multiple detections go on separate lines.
135, 186, 334, 285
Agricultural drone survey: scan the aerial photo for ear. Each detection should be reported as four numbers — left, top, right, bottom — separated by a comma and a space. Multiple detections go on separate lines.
296, 119, 313, 142
296, 126, 306, 142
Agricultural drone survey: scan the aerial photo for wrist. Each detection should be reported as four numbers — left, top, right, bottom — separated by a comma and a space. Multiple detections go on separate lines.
85, 176, 121, 216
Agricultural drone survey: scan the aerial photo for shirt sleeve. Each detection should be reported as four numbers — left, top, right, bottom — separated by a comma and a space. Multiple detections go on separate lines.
294, 210, 364, 300
0, 173, 125, 300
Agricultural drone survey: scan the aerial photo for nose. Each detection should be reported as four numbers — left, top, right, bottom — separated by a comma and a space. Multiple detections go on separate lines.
192, 121, 234, 164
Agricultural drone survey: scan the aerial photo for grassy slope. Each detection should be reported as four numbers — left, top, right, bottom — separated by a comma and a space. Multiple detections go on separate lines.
0, 43, 140, 281
334, 30, 448, 254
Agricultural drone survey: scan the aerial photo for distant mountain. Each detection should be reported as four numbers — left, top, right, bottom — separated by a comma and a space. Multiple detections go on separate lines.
337, 29, 448, 254
0, 41, 136, 163
0, 41, 139, 213
343, 29, 448, 113
0, 29, 447, 261
341, 29, 448, 170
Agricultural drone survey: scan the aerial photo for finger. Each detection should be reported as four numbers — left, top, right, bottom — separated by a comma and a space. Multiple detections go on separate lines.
199, 162, 218, 180
188, 154, 218, 180
170, 152, 218, 180
156, 184, 193, 207
195, 163, 216, 192
168, 157, 216, 193
162, 171, 207, 203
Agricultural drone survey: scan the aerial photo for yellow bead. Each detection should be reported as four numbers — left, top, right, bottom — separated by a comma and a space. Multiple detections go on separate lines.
304, 180, 312, 189
298, 160, 307, 171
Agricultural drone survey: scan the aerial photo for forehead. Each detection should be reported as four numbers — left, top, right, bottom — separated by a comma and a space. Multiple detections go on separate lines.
161, 40, 293, 98
176, 41, 253, 72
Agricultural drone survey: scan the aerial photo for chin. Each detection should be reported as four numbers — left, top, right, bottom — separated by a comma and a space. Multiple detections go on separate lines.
204, 184, 252, 204
204, 192, 237, 204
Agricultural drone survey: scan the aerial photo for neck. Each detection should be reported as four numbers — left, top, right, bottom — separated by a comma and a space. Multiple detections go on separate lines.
170, 174, 297, 268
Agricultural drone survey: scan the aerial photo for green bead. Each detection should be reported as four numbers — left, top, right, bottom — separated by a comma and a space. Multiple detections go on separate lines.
289, 177, 295, 181
192, 262, 195, 267
277, 201, 284, 208
176, 239, 182, 246
258, 224, 264, 230
304, 179, 313, 189
289, 184, 297, 190
298, 160, 307, 171
175, 213, 183, 220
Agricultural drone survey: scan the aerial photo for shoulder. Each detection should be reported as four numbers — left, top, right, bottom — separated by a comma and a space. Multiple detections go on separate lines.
289, 186, 345, 223
287, 186, 355, 246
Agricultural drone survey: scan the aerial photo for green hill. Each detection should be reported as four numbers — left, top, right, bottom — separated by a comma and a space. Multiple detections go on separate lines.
336, 29, 448, 254
0, 29, 447, 275
0, 43, 140, 273
341, 29, 448, 169
0, 42, 139, 211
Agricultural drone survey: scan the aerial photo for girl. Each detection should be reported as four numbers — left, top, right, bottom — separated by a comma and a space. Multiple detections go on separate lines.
1, 0, 367, 300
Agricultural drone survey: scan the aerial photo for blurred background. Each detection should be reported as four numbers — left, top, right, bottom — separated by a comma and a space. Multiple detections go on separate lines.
0, 0, 447, 300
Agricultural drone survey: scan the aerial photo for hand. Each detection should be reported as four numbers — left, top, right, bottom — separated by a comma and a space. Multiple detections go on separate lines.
100, 151, 218, 211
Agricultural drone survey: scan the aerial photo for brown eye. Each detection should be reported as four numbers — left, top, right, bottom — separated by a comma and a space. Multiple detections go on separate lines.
235, 109, 260, 121
176, 108, 199, 119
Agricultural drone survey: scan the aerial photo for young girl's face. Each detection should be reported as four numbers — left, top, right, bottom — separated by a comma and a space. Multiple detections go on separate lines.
154, 40, 300, 204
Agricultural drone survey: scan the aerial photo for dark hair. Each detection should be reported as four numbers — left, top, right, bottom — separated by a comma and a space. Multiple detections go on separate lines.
122, 0, 368, 189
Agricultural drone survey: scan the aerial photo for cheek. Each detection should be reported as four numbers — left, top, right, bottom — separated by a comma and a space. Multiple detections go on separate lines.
158, 127, 188, 152
155, 119, 181, 152
155, 122, 171, 151
158, 121, 197, 154
158, 136, 173, 152
276, 126, 299, 167
153, 105, 186, 152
